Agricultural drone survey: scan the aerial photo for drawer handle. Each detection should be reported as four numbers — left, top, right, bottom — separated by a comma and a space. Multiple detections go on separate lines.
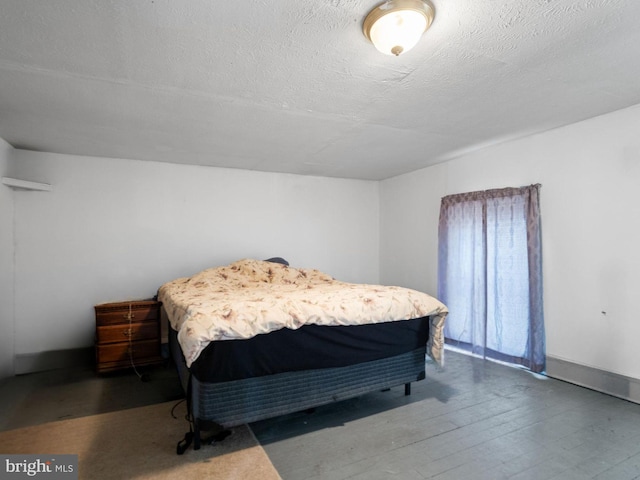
123, 312, 136, 320
123, 328, 133, 337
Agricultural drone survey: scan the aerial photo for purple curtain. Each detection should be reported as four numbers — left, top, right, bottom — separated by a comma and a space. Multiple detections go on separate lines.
438, 185, 545, 373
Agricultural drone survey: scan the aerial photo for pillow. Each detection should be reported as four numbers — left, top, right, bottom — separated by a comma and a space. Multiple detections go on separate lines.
264, 257, 289, 266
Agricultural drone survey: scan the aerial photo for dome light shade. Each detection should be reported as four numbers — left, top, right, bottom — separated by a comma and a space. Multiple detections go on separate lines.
363, 0, 435, 56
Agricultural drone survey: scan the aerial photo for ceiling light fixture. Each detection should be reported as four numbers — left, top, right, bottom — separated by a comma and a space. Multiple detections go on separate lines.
363, 0, 435, 56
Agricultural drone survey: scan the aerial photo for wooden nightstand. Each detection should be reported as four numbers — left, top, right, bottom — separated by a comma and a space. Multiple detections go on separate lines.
94, 299, 163, 373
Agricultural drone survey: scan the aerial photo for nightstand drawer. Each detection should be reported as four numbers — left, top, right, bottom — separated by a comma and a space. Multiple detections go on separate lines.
96, 340, 161, 369
95, 301, 159, 326
97, 321, 158, 344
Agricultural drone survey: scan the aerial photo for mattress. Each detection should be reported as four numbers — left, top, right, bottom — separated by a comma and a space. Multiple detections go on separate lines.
158, 258, 448, 367
182, 316, 430, 383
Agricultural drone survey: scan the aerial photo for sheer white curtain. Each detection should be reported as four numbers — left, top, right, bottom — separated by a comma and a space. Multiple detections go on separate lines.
437, 185, 545, 373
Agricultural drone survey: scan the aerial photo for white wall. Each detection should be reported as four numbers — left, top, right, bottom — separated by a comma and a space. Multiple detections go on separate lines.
0, 139, 15, 377
381, 103, 640, 382
8, 150, 379, 372
8, 103, 640, 382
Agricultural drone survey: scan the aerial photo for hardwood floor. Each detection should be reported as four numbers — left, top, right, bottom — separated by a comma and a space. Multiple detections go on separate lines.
251, 351, 640, 479
1, 350, 640, 479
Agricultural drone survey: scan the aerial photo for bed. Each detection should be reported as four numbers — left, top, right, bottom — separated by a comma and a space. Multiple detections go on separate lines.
158, 258, 448, 452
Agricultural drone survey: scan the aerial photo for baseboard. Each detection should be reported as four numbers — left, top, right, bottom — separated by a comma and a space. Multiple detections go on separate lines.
14, 347, 94, 375
546, 355, 640, 405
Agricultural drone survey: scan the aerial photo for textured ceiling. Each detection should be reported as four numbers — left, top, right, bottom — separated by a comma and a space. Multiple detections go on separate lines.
1, 0, 639, 180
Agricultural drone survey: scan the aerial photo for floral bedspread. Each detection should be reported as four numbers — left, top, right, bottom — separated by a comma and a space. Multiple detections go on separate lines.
158, 259, 448, 368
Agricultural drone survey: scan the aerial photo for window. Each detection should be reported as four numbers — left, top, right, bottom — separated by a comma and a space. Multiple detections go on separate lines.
437, 185, 545, 373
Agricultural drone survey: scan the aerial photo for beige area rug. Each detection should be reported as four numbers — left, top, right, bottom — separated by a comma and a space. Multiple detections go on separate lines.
0, 401, 281, 480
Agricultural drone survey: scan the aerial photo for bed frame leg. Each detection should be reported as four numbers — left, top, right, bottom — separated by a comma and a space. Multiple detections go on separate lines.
405, 383, 411, 396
